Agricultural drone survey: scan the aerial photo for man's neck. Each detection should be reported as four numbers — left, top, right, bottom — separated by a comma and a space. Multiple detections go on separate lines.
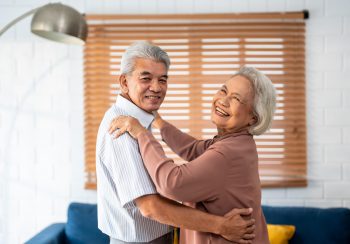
120, 93, 153, 115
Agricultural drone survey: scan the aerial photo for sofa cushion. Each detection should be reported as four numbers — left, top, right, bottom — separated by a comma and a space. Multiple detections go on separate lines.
262, 205, 350, 244
267, 224, 295, 244
65, 202, 109, 244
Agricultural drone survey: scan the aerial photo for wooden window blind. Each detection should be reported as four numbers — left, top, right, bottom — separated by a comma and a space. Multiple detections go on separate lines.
84, 11, 307, 189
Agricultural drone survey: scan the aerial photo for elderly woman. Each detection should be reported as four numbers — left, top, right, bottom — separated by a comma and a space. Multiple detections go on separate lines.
110, 66, 276, 244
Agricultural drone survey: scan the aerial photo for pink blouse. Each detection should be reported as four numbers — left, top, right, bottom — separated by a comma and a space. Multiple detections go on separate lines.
137, 121, 269, 244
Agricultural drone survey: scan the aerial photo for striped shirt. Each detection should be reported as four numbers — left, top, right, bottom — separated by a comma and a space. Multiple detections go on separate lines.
96, 95, 171, 242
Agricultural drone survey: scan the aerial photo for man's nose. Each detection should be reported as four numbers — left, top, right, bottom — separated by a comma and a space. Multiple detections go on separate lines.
149, 80, 161, 92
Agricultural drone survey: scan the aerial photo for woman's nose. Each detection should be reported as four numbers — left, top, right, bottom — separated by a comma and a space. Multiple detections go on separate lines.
219, 97, 229, 107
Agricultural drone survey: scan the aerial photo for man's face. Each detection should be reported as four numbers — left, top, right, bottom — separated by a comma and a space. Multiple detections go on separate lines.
120, 58, 168, 113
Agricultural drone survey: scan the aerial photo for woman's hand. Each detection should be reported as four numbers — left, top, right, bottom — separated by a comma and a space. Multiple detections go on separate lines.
152, 111, 166, 129
108, 115, 147, 139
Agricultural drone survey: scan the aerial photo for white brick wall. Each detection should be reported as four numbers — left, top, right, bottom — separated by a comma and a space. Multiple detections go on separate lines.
344, 127, 350, 143
325, 145, 350, 162
309, 164, 342, 180
0, 0, 349, 243
325, 71, 350, 89
326, 109, 350, 126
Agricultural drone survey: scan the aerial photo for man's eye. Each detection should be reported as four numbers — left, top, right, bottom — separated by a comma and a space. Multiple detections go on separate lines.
159, 79, 167, 84
220, 89, 226, 94
141, 77, 151, 81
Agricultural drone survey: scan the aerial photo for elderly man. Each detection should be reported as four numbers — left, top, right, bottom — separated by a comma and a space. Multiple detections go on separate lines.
96, 41, 255, 244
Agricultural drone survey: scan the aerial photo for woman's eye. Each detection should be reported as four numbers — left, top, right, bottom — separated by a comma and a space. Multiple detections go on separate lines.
233, 96, 241, 102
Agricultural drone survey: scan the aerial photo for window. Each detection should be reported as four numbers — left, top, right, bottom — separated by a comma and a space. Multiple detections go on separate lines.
83, 12, 307, 189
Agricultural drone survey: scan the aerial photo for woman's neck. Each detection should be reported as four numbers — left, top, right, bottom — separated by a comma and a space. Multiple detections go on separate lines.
217, 126, 248, 137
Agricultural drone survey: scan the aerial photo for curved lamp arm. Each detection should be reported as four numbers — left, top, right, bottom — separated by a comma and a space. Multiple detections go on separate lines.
0, 5, 43, 36
0, 2, 87, 45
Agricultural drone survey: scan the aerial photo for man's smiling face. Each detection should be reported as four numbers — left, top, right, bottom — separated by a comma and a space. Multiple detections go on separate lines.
120, 58, 168, 113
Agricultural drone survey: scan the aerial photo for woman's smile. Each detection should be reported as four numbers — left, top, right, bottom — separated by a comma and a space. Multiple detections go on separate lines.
214, 105, 230, 117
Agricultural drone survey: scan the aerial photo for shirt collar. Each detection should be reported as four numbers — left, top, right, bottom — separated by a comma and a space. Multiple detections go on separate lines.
115, 94, 154, 129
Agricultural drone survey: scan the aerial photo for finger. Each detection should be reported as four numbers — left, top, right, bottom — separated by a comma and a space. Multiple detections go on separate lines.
237, 208, 253, 216
225, 208, 253, 217
114, 129, 123, 138
109, 119, 120, 134
242, 233, 255, 240
114, 128, 127, 138
224, 208, 238, 217
109, 116, 128, 134
109, 124, 116, 134
238, 239, 252, 244
245, 219, 255, 227
245, 225, 256, 234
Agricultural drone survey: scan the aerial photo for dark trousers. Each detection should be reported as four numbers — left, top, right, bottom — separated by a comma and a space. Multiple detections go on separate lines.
110, 232, 173, 244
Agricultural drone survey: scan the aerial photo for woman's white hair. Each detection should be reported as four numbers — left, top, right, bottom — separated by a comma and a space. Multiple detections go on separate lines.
120, 41, 170, 75
234, 66, 277, 135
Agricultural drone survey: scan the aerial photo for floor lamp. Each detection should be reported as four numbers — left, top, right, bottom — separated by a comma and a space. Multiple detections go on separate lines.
0, 2, 87, 242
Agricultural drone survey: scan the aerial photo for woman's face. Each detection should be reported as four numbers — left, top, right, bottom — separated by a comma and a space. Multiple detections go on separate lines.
211, 75, 256, 135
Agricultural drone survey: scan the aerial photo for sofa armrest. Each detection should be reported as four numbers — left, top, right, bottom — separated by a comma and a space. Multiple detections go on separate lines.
24, 223, 66, 244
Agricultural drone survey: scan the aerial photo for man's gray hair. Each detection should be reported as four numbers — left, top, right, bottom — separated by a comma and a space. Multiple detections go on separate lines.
234, 66, 277, 135
120, 41, 170, 75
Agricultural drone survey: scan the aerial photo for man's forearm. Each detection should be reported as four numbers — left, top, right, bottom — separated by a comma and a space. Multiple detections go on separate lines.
136, 194, 223, 235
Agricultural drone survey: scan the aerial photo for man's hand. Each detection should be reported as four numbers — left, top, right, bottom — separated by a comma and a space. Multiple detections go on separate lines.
219, 208, 255, 244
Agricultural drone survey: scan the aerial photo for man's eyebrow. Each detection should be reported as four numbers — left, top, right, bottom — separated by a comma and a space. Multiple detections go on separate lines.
139, 71, 151, 76
139, 71, 168, 79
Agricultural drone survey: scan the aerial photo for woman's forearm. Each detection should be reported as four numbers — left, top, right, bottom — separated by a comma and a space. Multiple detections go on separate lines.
158, 121, 211, 161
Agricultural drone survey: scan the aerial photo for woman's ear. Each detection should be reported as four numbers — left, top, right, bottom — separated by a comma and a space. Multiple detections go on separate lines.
119, 74, 129, 93
248, 115, 257, 126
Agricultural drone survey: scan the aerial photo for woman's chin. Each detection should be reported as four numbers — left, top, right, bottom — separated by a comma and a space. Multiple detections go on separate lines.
211, 114, 227, 125
211, 118, 224, 129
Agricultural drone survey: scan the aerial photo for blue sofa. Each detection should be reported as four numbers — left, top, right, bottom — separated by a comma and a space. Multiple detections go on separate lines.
25, 202, 350, 244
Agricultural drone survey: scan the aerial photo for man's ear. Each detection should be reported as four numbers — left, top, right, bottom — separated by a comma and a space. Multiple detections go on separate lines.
119, 74, 129, 93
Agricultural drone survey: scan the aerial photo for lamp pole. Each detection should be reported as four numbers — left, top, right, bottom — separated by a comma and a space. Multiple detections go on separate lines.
0, 6, 42, 36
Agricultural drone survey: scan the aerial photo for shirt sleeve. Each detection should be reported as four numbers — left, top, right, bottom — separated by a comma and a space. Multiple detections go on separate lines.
160, 121, 214, 161
138, 131, 227, 203
106, 132, 157, 208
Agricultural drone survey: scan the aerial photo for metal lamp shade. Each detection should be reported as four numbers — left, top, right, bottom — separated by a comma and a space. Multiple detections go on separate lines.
31, 3, 87, 45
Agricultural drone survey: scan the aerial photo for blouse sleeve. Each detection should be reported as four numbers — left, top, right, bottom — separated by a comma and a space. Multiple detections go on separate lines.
160, 121, 214, 161
138, 130, 227, 203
